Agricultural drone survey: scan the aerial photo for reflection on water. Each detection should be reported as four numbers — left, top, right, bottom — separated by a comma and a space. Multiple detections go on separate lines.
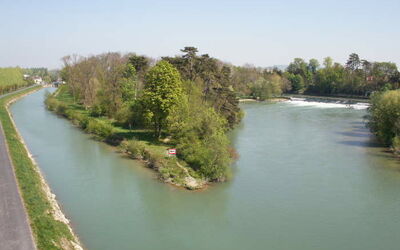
10, 89, 400, 250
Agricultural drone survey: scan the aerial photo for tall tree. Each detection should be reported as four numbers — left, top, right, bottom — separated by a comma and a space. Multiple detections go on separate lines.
346, 53, 361, 71
308, 59, 320, 73
323, 57, 333, 68
181, 46, 199, 81
142, 61, 185, 137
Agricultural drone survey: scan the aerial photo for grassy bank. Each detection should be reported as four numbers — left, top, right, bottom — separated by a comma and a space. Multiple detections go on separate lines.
0, 67, 34, 94
46, 86, 205, 189
0, 86, 81, 250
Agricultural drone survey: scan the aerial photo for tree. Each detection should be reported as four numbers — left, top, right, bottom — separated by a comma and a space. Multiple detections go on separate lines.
287, 58, 308, 76
128, 55, 149, 75
314, 63, 345, 94
323, 57, 333, 68
368, 90, 400, 147
285, 73, 304, 93
346, 53, 361, 71
181, 46, 199, 81
120, 64, 137, 102
249, 75, 283, 100
142, 61, 185, 137
168, 83, 232, 181
308, 59, 320, 73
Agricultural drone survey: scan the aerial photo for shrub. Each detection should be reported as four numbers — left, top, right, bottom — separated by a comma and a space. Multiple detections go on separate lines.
65, 111, 89, 129
56, 102, 68, 115
393, 136, 400, 154
146, 150, 166, 170
368, 90, 400, 146
45, 96, 58, 111
126, 140, 147, 159
169, 104, 232, 181
86, 119, 115, 139
89, 104, 104, 117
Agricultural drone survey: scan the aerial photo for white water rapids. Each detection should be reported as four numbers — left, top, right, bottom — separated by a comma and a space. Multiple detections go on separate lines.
286, 98, 370, 110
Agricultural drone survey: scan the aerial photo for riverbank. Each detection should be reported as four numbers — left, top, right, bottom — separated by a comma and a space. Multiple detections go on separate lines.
0, 86, 83, 249
46, 86, 206, 190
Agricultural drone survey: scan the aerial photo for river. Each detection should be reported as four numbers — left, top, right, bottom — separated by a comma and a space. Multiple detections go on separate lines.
11, 88, 400, 250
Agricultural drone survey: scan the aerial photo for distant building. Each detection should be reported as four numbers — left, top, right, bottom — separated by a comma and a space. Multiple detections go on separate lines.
32, 76, 43, 84
366, 76, 374, 82
23, 74, 30, 79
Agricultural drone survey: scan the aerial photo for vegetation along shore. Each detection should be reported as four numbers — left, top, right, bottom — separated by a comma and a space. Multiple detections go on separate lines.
45, 48, 246, 189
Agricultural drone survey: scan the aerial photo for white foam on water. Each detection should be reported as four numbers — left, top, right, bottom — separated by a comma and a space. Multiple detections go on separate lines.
286, 98, 370, 110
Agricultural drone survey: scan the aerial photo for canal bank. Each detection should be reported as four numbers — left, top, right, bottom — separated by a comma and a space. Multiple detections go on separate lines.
11, 88, 400, 250
1, 86, 83, 250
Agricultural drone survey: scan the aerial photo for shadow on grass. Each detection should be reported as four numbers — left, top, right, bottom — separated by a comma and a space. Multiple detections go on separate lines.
114, 130, 165, 145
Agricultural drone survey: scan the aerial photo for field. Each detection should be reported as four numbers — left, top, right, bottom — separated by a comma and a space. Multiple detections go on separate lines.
0, 68, 32, 94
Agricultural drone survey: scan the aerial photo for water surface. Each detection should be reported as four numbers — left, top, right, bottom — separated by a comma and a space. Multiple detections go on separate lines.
11, 88, 400, 250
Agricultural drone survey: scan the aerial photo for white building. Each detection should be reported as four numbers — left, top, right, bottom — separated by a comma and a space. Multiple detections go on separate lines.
32, 76, 43, 84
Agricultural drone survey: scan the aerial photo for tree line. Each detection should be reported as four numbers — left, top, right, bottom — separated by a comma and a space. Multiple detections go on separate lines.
283, 53, 399, 96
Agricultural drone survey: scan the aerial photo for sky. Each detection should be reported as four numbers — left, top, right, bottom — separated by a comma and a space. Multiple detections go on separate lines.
1, 0, 399, 69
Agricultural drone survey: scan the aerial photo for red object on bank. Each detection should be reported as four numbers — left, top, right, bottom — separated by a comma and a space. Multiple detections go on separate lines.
168, 149, 176, 155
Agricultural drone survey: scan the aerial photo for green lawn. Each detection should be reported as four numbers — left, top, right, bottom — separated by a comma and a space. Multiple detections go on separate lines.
0, 68, 33, 94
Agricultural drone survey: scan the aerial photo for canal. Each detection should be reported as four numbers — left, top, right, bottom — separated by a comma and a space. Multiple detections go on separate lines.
11, 88, 400, 250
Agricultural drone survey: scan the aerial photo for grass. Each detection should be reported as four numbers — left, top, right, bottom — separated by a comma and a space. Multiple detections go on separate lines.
48, 86, 203, 189
0, 86, 76, 249
0, 68, 33, 94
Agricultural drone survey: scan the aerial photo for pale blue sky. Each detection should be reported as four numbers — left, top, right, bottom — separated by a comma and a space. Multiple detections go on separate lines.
1, 0, 399, 69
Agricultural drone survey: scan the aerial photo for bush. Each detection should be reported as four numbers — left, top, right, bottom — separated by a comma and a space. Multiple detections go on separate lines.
368, 90, 400, 146
65, 110, 89, 129
56, 102, 68, 115
169, 103, 232, 181
126, 140, 147, 159
86, 119, 115, 139
392, 136, 400, 154
89, 104, 104, 117
146, 151, 166, 170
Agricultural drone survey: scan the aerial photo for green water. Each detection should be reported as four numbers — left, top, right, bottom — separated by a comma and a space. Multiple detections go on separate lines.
11, 89, 400, 250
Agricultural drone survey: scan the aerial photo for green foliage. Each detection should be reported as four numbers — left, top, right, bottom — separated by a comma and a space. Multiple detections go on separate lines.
312, 63, 346, 94
142, 60, 185, 137
249, 75, 283, 100
0, 67, 32, 94
368, 90, 400, 149
285, 73, 304, 93
86, 119, 115, 139
393, 136, 400, 154
168, 85, 232, 181
128, 54, 150, 77
283, 54, 399, 96
125, 139, 147, 159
